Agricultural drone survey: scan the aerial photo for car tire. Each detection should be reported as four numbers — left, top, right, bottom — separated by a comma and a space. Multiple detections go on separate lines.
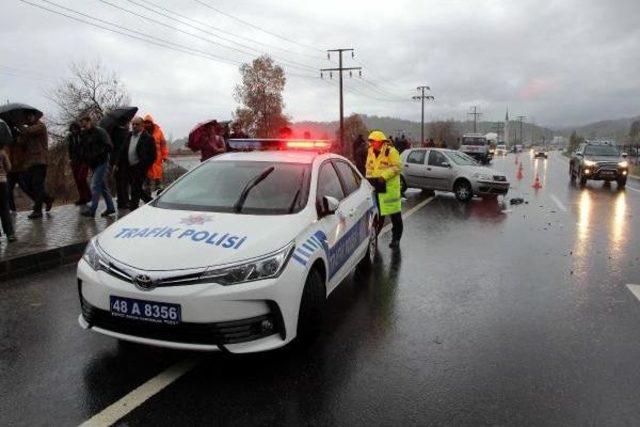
296, 268, 326, 344
579, 169, 587, 186
454, 179, 473, 202
400, 175, 407, 196
356, 222, 377, 275
617, 178, 627, 189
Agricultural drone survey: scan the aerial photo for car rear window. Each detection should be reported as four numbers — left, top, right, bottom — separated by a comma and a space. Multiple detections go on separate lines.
155, 161, 310, 215
584, 145, 620, 156
462, 137, 487, 146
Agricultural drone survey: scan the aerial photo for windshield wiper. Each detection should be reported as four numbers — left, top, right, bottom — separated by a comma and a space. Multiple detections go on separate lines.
233, 166, 275, 213
287, 169, 306, 213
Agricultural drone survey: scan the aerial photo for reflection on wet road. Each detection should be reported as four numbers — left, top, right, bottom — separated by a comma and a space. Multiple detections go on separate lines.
2, 152, 640, 425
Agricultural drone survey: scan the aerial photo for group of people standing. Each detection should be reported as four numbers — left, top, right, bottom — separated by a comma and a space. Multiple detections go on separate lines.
66, 113, 167, 217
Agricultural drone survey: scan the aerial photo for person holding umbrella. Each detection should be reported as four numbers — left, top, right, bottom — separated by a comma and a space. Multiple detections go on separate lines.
18, 111, 54, 219
98, 106, 138, 210
188, 120, 226, 162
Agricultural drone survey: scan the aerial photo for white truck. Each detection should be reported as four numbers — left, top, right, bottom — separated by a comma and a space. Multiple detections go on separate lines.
459, 133, 492, 164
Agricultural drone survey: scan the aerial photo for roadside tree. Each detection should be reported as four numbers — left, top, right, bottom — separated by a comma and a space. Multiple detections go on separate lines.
234, 55, 289, 138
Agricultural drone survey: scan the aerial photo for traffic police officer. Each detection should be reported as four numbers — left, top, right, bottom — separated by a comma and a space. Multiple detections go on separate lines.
365, 130, 403, 249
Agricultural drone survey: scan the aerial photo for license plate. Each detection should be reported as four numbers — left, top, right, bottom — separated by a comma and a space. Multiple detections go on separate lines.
110, 296, 181, 325
601, 171, 615, 177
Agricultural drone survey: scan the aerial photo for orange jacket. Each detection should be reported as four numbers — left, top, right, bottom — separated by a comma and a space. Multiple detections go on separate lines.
144, 114, 169, 180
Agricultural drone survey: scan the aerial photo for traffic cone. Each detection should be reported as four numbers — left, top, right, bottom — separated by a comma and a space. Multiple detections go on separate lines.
517, 163, 523, 180
532, 173, 542, 189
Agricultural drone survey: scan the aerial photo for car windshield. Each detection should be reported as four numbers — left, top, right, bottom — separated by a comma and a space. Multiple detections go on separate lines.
584, 145, 620, 156
446, 151, 478, 166
462, 137, 486, 146
155, 161, 310, 214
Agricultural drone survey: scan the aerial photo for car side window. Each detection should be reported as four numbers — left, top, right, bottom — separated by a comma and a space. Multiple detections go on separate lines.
317, 162, 345, 203
333, 161, 360, 197
406, 149, 426, 164
428, 150, 448, 167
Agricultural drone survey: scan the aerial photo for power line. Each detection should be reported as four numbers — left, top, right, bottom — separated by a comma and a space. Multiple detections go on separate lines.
191, 0, 324, 53
412, 86, 435, 145
97, 0, 317, 73
468, 106, 482, 133
131, 0, 322, 62
27, 0, 244, 66
321, 49, 362, 156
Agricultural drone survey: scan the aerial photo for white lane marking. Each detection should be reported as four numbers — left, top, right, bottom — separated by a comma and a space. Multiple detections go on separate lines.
380, 196, 435, 236
627, 284, 640, 302
79, 357, 198, 427
550, 194, 568, 212
627, 185, 640, 193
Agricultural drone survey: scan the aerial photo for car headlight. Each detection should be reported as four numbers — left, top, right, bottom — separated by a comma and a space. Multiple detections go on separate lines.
473, 172, 493, 181
201, 242, 295, 286
618, 161, 628, 168
82, 238, 105, 271
584, 160, 596, 166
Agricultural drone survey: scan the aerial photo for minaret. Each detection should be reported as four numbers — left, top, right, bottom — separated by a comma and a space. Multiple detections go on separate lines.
504, 107, 510, 146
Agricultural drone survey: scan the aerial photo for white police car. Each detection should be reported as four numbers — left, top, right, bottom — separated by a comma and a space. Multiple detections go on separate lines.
78, 140, 379, 353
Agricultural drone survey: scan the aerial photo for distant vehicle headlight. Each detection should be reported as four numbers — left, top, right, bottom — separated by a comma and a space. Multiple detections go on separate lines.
583, 160, 596, 166
473, 172, 493, 181
618, 161, 628, 168
200, 242, 295, 286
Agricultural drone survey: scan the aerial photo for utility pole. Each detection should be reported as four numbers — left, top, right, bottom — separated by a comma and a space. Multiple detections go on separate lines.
516, 115, 526, 145
412, 86, 434, 146
468, 106, 482, 133
321, 49, 361, 158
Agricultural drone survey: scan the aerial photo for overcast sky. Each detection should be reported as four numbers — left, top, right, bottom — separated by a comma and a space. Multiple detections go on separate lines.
2, 0, 639, 137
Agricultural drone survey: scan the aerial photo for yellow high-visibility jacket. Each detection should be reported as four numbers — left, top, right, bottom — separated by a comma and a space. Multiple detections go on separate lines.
365, 144, 402, 216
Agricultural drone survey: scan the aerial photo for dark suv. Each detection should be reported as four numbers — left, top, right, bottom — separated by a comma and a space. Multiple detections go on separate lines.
569, 142, 628, 188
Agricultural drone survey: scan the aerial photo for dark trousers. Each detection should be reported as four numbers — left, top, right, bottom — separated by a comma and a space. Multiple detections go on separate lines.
374, 191, 403, 242
376, 212, 403, 241
71, 163, 91, 203
128, 166, 151, 209
25, 164, 51, 213
115, 166, 130, 208
7, 171, 34, 211
0, 182, 14, 236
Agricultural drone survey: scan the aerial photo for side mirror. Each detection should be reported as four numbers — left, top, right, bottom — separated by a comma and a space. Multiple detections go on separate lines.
441, 162, 451, 168
320, 196, 340, 217
622, 152, 628, 158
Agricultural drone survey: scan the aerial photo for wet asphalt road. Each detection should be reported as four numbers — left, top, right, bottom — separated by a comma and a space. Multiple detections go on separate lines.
2, 152, 640, 426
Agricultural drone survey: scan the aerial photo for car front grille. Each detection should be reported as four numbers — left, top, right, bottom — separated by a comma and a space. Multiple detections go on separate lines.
493, 175, 507, 182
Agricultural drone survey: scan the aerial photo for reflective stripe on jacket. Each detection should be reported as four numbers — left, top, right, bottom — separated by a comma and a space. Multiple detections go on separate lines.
365, 144, 402, 216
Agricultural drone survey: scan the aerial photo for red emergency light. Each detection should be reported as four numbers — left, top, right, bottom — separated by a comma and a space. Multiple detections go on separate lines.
286, 140, 331, 150
227, 138, 332, 153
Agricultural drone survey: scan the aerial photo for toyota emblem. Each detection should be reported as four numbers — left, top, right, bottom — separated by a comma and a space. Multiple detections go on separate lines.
133, 274, 155, 290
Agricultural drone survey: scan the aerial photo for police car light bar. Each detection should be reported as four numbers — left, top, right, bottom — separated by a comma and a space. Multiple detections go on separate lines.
286, 140, 330, 150
228, 138, 331, 152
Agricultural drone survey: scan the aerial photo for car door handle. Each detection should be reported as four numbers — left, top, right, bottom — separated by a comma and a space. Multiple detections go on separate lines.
427, 167, 432, 171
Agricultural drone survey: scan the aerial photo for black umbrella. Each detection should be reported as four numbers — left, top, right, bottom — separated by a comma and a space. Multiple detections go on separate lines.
98, 106, 138, 134
0, 119, 12, 146
0, 103, 43, 126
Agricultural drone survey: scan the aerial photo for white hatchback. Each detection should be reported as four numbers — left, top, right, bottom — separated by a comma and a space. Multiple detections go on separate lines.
78, 146, 378, 353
